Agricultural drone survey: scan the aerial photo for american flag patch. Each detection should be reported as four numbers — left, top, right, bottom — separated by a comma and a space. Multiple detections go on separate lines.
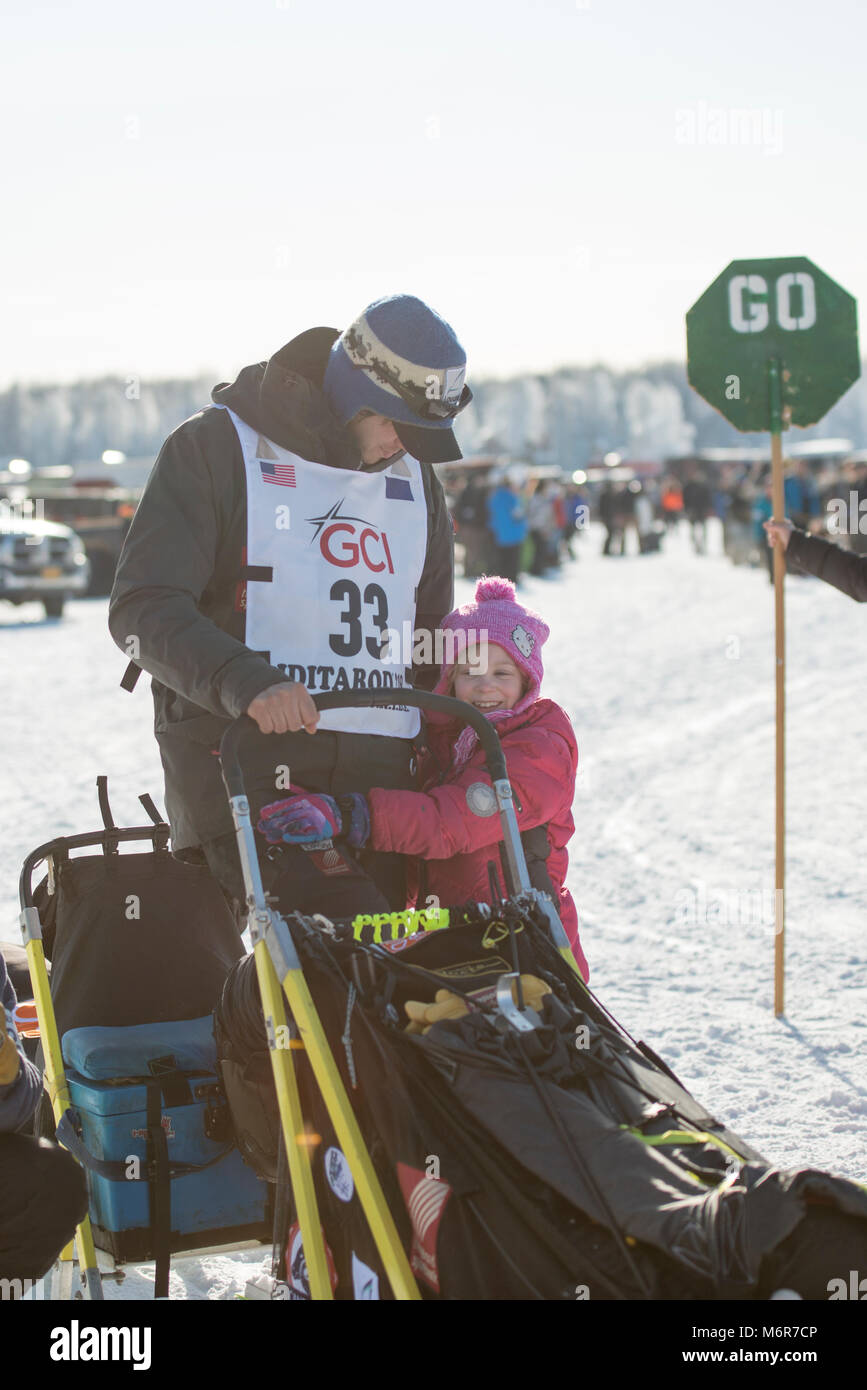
259, 460, 296, 488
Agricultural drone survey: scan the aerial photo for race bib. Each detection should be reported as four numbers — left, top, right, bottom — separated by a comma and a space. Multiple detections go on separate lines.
216, 405, 426, 737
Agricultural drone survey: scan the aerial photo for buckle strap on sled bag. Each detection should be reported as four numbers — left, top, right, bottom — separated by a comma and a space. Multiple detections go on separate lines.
54, 1105, 234, 1182
138, 793, 165, 827
147, 1082, 171, 1299
95, 775, 123, 858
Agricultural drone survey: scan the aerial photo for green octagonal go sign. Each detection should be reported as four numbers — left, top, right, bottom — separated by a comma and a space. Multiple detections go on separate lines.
686, 256, 859, 432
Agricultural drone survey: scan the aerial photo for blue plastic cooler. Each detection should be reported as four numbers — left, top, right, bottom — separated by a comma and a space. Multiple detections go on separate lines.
61, 1015, 269, 1261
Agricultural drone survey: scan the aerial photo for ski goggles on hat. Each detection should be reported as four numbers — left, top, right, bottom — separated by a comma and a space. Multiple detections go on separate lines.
342, 320, 473, 423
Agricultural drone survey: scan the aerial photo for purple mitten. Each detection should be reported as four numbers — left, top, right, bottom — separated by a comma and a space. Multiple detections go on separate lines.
258, 793, 342, 845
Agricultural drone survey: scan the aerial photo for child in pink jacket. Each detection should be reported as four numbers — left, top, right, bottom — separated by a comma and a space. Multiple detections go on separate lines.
258, 578, 587, 978
371, 577, 585, 976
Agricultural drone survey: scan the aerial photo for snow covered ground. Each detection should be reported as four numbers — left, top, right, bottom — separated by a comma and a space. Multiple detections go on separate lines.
3, 519, 866, 1299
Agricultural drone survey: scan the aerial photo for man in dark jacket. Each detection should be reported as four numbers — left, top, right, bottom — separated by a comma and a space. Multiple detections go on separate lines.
0, 952, 88, 1290
682, 466, 713, 555
453, 477, 492, 577
109, 294, 470, 917
764, 518, 867, 601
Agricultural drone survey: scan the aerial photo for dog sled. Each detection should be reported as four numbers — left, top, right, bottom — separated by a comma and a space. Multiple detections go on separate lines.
15, 690, 867, 1299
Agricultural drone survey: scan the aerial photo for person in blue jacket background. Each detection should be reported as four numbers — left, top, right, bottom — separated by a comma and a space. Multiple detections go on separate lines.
784, 459, 821, 530
755, 462, 823, 582
487, 473, 528, 582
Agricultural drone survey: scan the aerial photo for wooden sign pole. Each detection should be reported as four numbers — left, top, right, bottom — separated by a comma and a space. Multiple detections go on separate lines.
768, 358, 786, 1016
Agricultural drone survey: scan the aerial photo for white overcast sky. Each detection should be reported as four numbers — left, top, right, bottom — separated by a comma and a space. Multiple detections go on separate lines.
1, 0, 864, 389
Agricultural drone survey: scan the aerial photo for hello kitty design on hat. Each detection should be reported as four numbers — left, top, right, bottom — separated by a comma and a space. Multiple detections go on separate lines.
511, 624, 535, 660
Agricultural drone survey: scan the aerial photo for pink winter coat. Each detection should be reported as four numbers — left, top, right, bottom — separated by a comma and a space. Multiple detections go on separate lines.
367, 698, 588, 980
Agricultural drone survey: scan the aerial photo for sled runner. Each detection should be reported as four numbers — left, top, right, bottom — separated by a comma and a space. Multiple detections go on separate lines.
17, 779, 270, 1300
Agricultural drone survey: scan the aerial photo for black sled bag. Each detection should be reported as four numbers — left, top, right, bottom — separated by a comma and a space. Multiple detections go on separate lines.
27, 783, 271, 1271
217, 903, 867, 1301
35, 843, 242, 1039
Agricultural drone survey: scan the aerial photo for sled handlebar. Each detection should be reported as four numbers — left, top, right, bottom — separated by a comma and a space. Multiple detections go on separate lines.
216, 690, 573, 931
218, 690, 510, 800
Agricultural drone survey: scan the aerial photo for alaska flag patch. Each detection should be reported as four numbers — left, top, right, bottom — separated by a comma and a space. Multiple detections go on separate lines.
386, 475, 413, 501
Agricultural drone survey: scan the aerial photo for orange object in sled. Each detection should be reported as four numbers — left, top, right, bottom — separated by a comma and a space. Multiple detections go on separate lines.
13, 1000, 40, 1037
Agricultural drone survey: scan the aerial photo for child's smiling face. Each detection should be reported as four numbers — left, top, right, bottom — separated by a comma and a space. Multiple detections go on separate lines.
451, 641, 525, 713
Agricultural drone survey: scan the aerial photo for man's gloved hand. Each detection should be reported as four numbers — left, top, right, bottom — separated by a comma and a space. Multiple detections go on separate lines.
258, 792, 370, 849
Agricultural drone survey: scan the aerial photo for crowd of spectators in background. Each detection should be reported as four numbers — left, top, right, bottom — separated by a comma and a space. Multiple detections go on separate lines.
678, 456, 867, 579
451, 474, 587, 581
447, 457, 867, 585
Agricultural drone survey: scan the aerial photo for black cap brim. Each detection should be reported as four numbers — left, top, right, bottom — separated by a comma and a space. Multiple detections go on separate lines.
395, 421, 462, 464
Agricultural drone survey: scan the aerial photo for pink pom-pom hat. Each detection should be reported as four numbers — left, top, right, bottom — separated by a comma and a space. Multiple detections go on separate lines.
433, 576, 550, 714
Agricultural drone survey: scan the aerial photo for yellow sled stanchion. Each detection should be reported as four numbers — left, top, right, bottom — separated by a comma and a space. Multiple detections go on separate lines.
262, 913, 420, 1300
221, 724, 419, 1301
487, 763, 588, 986
19, 893, 104, 1301
250, 937, 335, 1301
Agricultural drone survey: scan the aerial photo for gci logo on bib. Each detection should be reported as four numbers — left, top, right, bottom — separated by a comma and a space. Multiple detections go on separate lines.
307, 499, 395, 573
